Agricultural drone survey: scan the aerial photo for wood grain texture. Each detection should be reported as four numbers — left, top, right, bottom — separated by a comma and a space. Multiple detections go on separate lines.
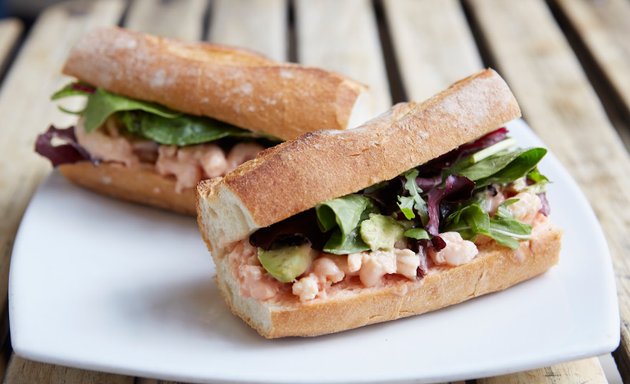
0, 19, 21, 381
467, 0, 627, 381
3, 356, 133, 384
0, 19, 22, 73
0, 1, 126, 383
553, 0, 630, 117
125, 0, 207, 40
383, 0, 483, 101
208, 0, 287, 61
295, 0, 390, 117
478, 357, 607, 383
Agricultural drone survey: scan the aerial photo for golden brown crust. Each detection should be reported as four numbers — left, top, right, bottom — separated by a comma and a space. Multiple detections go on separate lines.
218, 220, 561, 338
59, 162, 195, 215
197, 69, 522, 254
62, 26, 369, 140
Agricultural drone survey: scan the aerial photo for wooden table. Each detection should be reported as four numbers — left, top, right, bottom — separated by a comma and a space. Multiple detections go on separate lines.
1, 0, 629, 382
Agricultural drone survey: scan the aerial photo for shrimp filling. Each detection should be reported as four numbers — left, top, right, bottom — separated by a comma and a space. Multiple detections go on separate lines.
75, 117, 265, 192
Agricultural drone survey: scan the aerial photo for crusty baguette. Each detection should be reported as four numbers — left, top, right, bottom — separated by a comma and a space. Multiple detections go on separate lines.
62, 27, 371, 140
197, 69, 521, 257
215, 219, 561, 338
59, 162, 195, 215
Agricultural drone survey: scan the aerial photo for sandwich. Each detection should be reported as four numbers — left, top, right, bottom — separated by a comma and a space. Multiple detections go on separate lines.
196, 69, 562, 338
35, 27, 369, 214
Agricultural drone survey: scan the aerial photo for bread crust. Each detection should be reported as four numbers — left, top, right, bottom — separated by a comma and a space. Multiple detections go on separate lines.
59, 162, 195, 215
197, 69, 522, 255
62, 27, 370, 140
216, 219, 561, 338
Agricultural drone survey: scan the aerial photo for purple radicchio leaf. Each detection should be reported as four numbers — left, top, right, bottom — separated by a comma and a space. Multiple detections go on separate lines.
426, 175, 475, 236
35, 125, 92, 167
249, 209, 327, 251
415, 175, 442, 192
417, 247, 430, 277
72, 82, 96, 94
456, 127, 508, 158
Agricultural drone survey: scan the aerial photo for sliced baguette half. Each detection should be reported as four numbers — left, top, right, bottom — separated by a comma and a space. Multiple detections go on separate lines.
197, 69, 521, 257
62, 27, 371, 140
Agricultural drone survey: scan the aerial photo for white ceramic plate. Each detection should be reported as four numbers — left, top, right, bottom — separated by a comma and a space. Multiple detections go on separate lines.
10, 119, 619, 383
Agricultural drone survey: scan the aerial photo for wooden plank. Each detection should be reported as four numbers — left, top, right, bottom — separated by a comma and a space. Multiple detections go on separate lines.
125, 0, 207, 41
0, 19, 22, 73
553, 0, 630, 118
208, 0, 287, 61
3, 356, 133, 384
0, 18, 22, 380
478, 357, 607, 384
295, 0, 390, 117
383, 0, 483, 101
0, 1, 127, 383
467, 0, 629, 381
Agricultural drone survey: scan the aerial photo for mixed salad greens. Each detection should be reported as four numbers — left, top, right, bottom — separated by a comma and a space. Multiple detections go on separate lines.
251, 128, 550, 269
36, 82, 279, 166
51, 82, 277, 145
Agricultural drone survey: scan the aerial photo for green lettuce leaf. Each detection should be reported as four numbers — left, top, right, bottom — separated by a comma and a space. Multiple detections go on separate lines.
119, 112, 267, 146
444, 200, 532, 250
315, 195, 373, 236
51, 82, 280, 145
83, 88, 180, 132
50, 82, 93, 115
524, 167, 550, 194
404, 228, 430, 240
316, 194, 376, 254
396, 169, 428, 224
456, 147, 547, 188
323, 227, 370, 254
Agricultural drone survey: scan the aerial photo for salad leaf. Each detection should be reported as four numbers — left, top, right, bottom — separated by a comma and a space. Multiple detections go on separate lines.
83, 88, 180, 132
35, 125, 93, 167
398, 195, 416, 220
119, 112, 265, 146
249, 210, 327, 251
444, 200, 532, 249
50, 82, 94, 100
443, 204, 490, 240
323, 227, 370, 254
316, 194, 373, 236
426, 175, 475, 235
475, 148, 547, 188
455, 148, 528, 181
527, 167, 549, 184
524, 167, 550, 194
450, 138, 516, 173
404, 228, 430, 240
396, 169, 428, 223
51, 82, 279, 145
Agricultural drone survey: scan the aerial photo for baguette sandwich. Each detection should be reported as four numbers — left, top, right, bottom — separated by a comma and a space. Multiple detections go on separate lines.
197, 69, 561, 338
35, 27, 369, 214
